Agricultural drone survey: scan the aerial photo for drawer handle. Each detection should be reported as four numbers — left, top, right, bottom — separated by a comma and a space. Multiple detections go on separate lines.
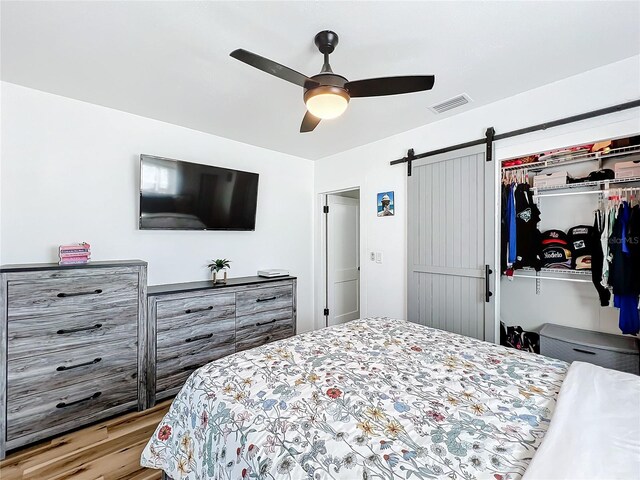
185, 306, 214, 314
263, 335, 273, 344
185, 333, 214, 343
57, 323, 102, 335
256, 296, 277, 303
256, 319, 277, 327
57, 289, 103, 298
573, 348, 596, 355
56, 358, 102, 371
56, 391, 102, 409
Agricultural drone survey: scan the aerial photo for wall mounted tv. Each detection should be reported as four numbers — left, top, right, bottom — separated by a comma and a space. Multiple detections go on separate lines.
139, 155, 259, 231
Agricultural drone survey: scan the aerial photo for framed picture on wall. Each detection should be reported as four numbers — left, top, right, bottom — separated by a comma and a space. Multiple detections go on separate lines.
377, 191, 394, 217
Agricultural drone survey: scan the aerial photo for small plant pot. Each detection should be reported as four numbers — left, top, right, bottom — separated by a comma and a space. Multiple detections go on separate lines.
212, 270, 228, 284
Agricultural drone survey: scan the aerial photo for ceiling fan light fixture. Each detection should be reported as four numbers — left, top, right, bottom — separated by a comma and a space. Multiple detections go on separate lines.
231, 30, 435, 133
304, 86, 350, 120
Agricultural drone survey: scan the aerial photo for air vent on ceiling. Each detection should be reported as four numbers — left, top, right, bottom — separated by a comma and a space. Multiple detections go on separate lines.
429, 94, 472, 114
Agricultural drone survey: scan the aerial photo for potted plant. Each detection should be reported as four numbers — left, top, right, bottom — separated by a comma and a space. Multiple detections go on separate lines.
207, 259, 231, 284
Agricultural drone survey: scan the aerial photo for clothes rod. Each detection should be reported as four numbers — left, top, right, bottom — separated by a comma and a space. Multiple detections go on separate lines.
390, 99, 640, 166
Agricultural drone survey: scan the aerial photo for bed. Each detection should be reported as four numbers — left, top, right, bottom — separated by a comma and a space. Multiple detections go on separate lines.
140, 317, 639, 479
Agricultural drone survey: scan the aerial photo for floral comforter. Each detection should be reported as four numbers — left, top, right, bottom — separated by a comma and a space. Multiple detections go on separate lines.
141, 318, 568, 480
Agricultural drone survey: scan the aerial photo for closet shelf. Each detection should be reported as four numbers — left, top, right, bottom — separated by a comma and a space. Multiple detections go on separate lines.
518, 267, 592, 277
533, 175, 640, 193
501, 144, 640, 172
510, 268, 593, 290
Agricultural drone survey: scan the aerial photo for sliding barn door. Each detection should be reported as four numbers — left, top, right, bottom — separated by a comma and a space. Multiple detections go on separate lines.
408, 145, 496, 341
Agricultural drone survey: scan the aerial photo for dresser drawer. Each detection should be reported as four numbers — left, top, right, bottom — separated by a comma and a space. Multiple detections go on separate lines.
236, 308, 294, 352
156, 341, 236, 400
156, 315, 236, 399
7, 304, 137, 359
156, 292, 235, 331
235, 284, 292, 316
8, 338, 137, 400
7, 272, 138, 319
6, 370, 137, 442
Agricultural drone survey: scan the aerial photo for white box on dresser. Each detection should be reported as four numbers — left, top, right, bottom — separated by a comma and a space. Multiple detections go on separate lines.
0, 260, 147, 460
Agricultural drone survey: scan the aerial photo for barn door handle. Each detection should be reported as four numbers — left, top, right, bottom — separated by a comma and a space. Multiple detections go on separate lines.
57, 289, 103, 298
56, 357, 102, 371
485, 265, 493, 303
56, 391, 101, 409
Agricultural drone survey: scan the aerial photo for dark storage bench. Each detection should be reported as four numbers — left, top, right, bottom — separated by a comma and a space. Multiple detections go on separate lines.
540, 323, 639, 375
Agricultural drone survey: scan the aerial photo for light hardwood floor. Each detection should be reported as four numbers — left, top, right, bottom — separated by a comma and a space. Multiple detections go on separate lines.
0, 400, 171, 480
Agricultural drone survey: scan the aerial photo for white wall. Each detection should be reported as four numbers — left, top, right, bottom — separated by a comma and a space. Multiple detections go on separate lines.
314, 56, 640, 335
0, 82, 316, 332
2, 56, 639, 336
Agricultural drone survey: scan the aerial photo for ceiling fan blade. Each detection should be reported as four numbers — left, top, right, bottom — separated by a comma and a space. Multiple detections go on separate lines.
300, 111, 321, 133
230, 49, 319, 89
345, 75, 435, 98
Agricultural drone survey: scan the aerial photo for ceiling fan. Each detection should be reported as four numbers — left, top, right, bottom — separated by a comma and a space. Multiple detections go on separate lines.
230, 30, 435, 133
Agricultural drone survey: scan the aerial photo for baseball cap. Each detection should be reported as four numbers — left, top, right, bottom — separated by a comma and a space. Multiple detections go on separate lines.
540, 229, 570, 247
540, 230, 572, 269
568, 225, 593, 270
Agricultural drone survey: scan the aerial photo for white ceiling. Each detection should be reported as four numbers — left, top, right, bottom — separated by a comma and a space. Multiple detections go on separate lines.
2, 1, 639, 160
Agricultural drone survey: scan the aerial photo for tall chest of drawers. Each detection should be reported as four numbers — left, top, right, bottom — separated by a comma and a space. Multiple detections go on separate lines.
147, 276, 297, 406
0, 261, 147, 459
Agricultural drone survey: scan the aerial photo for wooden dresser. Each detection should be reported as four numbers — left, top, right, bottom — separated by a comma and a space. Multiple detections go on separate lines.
0, 261, 147, 459
147, 276, 297, 405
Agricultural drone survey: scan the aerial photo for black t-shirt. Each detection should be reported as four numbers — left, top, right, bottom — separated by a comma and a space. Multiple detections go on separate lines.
513, 184, 541, 270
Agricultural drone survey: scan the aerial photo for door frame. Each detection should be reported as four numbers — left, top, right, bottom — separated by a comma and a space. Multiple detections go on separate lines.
407, 145, 498, 342
314, 187, 364, 331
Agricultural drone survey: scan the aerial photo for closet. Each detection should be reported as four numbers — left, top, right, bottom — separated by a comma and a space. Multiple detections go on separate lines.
500, 136, 640, 338
400, 100, 639, 351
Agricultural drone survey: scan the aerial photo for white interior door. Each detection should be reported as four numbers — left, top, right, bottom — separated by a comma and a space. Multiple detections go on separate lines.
326, 194, 360, 326
407, 145, 496, 341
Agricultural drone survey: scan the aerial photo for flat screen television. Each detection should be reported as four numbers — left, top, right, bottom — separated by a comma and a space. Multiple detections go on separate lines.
139, 155, 259, 230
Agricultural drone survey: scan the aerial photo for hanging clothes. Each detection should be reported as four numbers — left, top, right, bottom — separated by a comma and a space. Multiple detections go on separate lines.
610, 203, 635, 294
506, 183, 517, 267
500, 184, 509, 273
513, 183, 542, 270
609, 201, 640, 335
627, 204, 640, 293
614, 295, 640, 336
600, 204, 612, 288
590, 211, 610, 306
